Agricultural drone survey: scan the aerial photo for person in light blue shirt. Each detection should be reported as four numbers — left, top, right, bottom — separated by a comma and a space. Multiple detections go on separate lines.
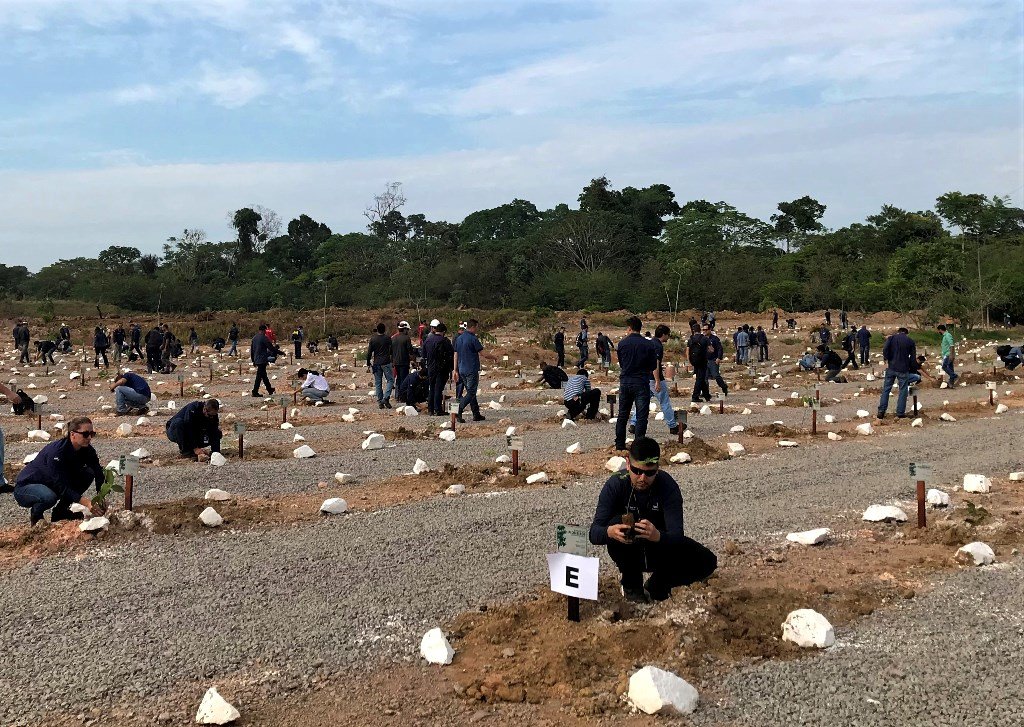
453, 319, 485, 422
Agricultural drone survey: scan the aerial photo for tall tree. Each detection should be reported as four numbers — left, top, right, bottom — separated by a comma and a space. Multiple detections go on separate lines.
771, 196, 826, 252
231, 208, 262, 261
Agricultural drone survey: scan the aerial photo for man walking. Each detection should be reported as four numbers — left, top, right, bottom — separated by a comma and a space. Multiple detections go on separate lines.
705, 324, 728, 396
824, 308, 832, 327
576, 323, 589, 368
628, 324, 679, 436
735, 326, 749, 365
553, 326, 566, 368
613, 316, 658, 451
755, 325, 769, 362
840, 308, 848, 330
688, 324, 712, 403
16, 320, 30, 365
392, 321, 415, 389
877, 327, 916, 419
112, 323, 126, 364
857, 323, 871, 365
454, 318, 485, 423
939, 324, 958, 387
188, 327, 199, 355
228, 322, 239, 357
129, 322, 143, 360
367, 323, 394, 409
144, 324, 163, 374
840, 327, 859, 369
250, 324, 275, 397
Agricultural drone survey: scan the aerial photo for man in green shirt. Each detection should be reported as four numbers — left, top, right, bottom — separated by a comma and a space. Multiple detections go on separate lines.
938, 324, 958, 386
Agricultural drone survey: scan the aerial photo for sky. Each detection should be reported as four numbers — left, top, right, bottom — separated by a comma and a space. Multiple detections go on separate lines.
0, 0, 1021, 271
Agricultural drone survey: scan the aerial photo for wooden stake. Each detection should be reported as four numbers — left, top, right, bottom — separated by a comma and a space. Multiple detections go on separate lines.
124, 474, 134, 511
238, 432, 244, 460
916, 479, 926, 528
511, 448, 519, 476
567, 596, 580, 623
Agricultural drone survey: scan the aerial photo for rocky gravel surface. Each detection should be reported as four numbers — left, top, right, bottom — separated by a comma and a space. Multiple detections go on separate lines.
1, 404, 1021, 725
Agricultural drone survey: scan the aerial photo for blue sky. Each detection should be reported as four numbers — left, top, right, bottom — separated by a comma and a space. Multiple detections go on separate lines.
0, 0, 1021, 270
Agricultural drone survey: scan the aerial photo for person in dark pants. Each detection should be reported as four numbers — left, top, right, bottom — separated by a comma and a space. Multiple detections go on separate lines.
575, 324, 589, 368
454, 318, 485, 423
16, 321, 31, 364
367, 323, 395, 409
538, 363, 568, 389
93, 327, 109, 368
704, 324, 728, 396
165, 399, 222, 461
771, 308, 779, 330
112, 324, 125, 363
426, 323, 454, 416
14, 417, 107, 525
877, 327, 916, 419
250, 324, 275, 397
129, 323, 143, 360
145, 325, 163, 374
563, 369, 601, 420
228, 322, 239, 356
857, 324, 871, 365
613, 316, 657, 451
840, 329, 859, 369
553, 326, 566, 368
824, 308, 832, 327
392, 320, 416, 390
291, 327, 304, 360
35, 340, 57, 365
687, 326, 711, 403
817, 345, 844, 382
397, 363, 429, 409
188, 327, 199, 354
589, 437, 717, 602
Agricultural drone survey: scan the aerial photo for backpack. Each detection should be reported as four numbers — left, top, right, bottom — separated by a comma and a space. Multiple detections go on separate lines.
432, 338, 455, 371
688, 334, 709, 365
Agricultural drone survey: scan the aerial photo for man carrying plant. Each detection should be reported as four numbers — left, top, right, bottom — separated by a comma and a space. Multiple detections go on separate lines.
13, 416, 106, 525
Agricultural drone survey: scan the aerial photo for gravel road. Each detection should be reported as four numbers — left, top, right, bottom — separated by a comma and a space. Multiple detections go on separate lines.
1, 405, 1021, 725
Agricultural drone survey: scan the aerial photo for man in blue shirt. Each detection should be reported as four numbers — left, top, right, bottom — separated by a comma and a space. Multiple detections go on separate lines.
165, 399, 222, 461
589, 437, 717, 602
628, 324, 679, 435
857, 324, 872, 365
877, 327, 916, 418
614, 316, 659, 451
111, 368, 152, 415
454, 319, 485, 422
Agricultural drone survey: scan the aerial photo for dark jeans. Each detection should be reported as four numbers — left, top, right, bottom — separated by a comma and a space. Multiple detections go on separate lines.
566, 388, 601, 419
759, 344, 769, 361
576, 345, 588, 369
19, 343, 30, 364
824, 367, 842, 382
607, 536, 717, 598
146, 346, 161, 373
166, 418, 221, 456
293, 341, 302, 359
228, 339, 238, 356
428, 368, 449, 415
706, 361, 727, 394
615, 380, 651, 449
691, 364, 710, 402
842, 349, 859, 369
859, 345, 870, 365
556, 346, 565, 368
394, 365, 410, 392
94, 347, 108, 367
457, 370, 481, 417
40, 349, 55, 365
253, 363, 273, 395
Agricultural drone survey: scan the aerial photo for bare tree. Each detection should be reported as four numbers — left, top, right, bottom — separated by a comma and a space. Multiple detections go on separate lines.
364, 182, 407, 239
548, 212, 623, 272
252, 204, 282, 253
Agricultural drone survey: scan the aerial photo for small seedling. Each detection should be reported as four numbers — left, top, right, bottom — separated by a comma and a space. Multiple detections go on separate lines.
963, 500, 990, 527
94, 466, 125, 509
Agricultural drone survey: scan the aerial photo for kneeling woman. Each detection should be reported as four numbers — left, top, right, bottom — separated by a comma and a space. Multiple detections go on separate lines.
295, 368, 330, 403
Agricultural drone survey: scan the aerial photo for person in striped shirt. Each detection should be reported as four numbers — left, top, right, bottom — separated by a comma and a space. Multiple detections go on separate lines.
563, 369, 601, 420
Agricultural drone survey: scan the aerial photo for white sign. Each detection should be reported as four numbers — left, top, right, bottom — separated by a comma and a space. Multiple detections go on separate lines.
502, 355, 509, 362
546, 552, 599, 601
447, 400, 460, 414
909, 462, 933, 483
233, 422, 246, 435
118, 454, 140, 476
555, 524, 588, 556
508, 436, 524, 451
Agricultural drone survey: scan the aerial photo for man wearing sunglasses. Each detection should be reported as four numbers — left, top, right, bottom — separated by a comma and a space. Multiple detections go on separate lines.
589, 437, 717, 602
13, 416, 106, 525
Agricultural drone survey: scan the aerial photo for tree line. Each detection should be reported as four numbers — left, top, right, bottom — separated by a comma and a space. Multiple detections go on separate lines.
1, 179, 1021, 326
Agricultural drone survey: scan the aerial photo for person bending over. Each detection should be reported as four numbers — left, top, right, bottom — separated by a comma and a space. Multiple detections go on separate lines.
111, 368, 151, 415
538, 362, 568, 390
295, 368, 330, 404
589, 437, 717, 602
14, 417, 106, 525
165, 399, 222, 461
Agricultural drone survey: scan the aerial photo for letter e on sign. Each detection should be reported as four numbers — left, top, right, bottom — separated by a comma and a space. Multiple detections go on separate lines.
565, 566, 579, 588
546, 553, 599, 601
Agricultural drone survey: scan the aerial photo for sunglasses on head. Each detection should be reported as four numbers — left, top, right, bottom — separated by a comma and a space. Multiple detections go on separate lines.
629, 463, 658, 478
73, 430, 97, 438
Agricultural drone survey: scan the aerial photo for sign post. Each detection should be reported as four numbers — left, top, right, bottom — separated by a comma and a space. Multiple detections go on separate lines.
448, 399, 459, 430
515, 359, 522, 379
177, 372, 184, 397
555, 524, 588, 622
546, 550, 597, 623
909, 462, 932, 528
607, 393, 616, 418
675, 409, 688, 443
509, 436, 523, 476
717, 391, 725, 414
234, 421, 246, 460
280, 396, 288, 424
119, 454, 140, 511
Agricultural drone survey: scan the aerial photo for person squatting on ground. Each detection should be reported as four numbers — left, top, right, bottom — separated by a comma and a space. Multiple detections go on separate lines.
589, 437, 717, 602
0, 382, 23, 492
14, 416, 106, 525
165, 399, 222, 461
816, 345, 844, 382
996, 344, 1022, 370
628, 324, 679, 436
454, 319, 486, 423
799, 348, 817, 371
614, 316, 658, 451
877, 327, 916, 419
250, 324, 275, 397
295, 368, 330, 404
563, 369, 601, 420
938, 324, 958, 386
367, 323, 395, 409
538, 362, 568, 389
111, 368, 151, 415
397, 362, 429, 410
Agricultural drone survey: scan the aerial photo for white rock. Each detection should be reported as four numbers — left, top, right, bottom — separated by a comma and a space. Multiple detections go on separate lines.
341, 414, 356, 423
505, 426, 516, 437
727, 442, 746, 456
438, 430, 457, 442
334, 472, 354, 484
293, 433, 306, 442
347, 407, 360, 415
195, 686, 240, 724
361, 433, 385, 450
698, 405, 711, 416
320, 497, 349, 515
865, 374, 876, 381
314, 400, 324, 407
32, 394, 48, 404
765, 398, 776, 406
862, 505, 908, 522
198, 507, 223, 527
115, 423, 133, 437
670, 451, 691, 464
525, 471, 549, 484
280, 422, 294, 430
495, 454, 511, 464
911, 417, 924, 427
786, 528, 831, 545
69, 371, 80, 380
290, 407, 300, 417
778, 440, 799, 448
167, 400, 176, 410
1009, 472, 1024, 481
27, 429, 50, 441
130, 447, 150, 459
292, 444, 316, 458
445, 484, 466, 496
855, 422, 874, 435
566, 442, 582, 454
741, 407, 752, 415
856, 409, 870, 418
940, 381, 948, 389
782, 609, 835, 648
654, 411, 664, 421
940, 412, 956, 422
682, 429, 694, 439
605, 456, 627, 472
956, 541, 995, 566
419, 627, 455, 665
730, 425, 745, 433
824, 414, 836, 424
204, 451, 226, 467
100, 404, 113, 411
79, 516, 110, 533
488, 400, 501, 410
561, 418, 577, 428
995, 403, 1009, 414
627, 665, 699, 715
963, 474, 991, 493
205, 488, 230, 501
403, 405, 419, 416
926, 489, 950, 508
827, 431, 842, 441
136, 417, 148, 426
412, 458, 430, 475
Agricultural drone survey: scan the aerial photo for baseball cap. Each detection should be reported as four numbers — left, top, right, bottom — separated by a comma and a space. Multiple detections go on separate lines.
398, 320, 410, 329
458, 322, 467, 330
430, 319, 441, 327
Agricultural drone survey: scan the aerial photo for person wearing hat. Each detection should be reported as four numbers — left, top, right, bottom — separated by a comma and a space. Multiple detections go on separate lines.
799, 348, 818, 371
553, 325, 566, 368
421, 320, 444, 414
454, 319, 485, 423
392, 321, 416, 390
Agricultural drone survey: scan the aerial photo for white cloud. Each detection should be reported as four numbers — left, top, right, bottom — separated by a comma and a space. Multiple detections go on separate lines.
195, 66, 267, 108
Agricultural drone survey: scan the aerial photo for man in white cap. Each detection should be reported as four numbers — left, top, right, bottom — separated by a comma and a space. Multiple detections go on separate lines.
392, 321, 416, 388
421, 320, 444, 415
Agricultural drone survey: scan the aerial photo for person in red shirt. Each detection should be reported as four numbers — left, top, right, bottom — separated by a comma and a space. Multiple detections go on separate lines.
265, 326, 277, 345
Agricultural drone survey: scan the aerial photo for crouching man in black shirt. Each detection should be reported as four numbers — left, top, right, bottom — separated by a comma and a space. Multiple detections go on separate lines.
589, 437, 717, 602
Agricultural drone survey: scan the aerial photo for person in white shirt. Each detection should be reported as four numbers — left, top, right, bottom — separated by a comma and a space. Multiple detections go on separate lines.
294, 368, 330, 403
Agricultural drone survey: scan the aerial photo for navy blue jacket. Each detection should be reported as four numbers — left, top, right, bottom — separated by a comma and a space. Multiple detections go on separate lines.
166, 401, 221, 451
857, 327, 871, 346
882, 332, 916, 373
589, 471, 685, 547
251, 331, 272, 365
16, 438, 103, 501
119, 371, 151, 398
616, 333, 657, 385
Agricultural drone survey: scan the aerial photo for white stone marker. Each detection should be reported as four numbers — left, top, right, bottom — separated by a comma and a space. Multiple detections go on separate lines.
419, 628, 455, 665
727, 442, 746, 456
195, 686, 240, 724
926, 489, 950, 507
525, 472, 549, 484
956, 541, 995, 566
79, 517, 110, 533
209, 452, 227, 467
627, 665, 699, 715
205, 488, 230, 501
670, 452, 691, 464
292, 444, 316, 458
786, 528, 830, 545
361, 433, 385, 450
438, 430, 456, 442
963, 474, 991, 493
412, 458, 430, 474
605, 456, 627, 472
782, 608, 835, 648
862, 505, 908, 522
320, 497, 349, 515
198, 507, 223, 527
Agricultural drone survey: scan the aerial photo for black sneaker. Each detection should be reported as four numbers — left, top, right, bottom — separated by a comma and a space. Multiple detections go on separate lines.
472, 414, 486, 422
268, 388, 275, 396
0, 482, 14, 495
384, 400, 392, 409
378, 401, 386, 409
644, 576, 671, 602
876, 412, 886, 419
627, 424, 636, 434
456, 415, 467, 424
669, 425, 680, 435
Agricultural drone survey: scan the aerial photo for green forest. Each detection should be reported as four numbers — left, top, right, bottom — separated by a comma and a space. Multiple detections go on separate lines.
1, 178, 1022, 325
